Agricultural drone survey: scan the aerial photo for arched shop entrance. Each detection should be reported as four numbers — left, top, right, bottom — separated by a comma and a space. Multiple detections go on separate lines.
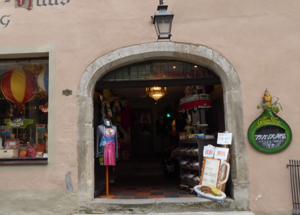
93, 60, 224, 197
77, 42, 249, 213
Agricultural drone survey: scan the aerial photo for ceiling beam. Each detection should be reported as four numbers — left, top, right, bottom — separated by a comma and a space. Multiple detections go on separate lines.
95, 77, 221, 89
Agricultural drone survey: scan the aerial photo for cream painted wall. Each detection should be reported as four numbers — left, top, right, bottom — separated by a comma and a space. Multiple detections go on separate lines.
1, 0, 300, 214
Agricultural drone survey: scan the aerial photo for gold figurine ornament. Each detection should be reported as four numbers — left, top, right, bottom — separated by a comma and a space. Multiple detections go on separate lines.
257, 89, 282, 114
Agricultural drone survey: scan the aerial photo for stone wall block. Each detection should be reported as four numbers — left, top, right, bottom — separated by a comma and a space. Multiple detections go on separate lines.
77, 124, 93, 142
78, 59, 105, 97
213, 53, 241, 91
192, 45, 214, 67
140, 42, 176, 59
77, 96, 93, 125
118, 44, 142, 59
224, 90, 249, 184
78, 140, 94, 204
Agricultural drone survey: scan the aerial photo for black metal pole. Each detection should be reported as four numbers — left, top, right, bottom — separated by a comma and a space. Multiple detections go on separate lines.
296, 160, 300, 214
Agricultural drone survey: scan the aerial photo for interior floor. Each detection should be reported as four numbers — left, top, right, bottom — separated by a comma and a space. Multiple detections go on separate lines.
96, 157, 196, 199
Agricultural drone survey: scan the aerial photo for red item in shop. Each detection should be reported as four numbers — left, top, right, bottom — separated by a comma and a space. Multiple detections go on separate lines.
19, 150, 28, 158
121, 105, 131, 132
27, 145, 37, 157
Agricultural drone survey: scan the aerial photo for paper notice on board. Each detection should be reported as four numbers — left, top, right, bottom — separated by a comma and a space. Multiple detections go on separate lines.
214, 147, 229, 160
203, 145, 215, 158
217, 133, 232, 145
201, 159, 220, 187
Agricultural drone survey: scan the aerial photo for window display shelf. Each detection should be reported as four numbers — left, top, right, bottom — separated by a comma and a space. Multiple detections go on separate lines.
0, 158, 48, 165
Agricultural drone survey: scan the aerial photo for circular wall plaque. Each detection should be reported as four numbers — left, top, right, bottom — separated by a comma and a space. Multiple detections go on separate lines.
248, 108, 292, 153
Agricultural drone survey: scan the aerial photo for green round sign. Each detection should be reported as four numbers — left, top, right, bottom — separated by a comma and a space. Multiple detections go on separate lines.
248, 108, 292, 153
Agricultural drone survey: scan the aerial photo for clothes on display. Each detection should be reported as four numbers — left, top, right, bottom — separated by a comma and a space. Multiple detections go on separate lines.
96, 119, 118, 166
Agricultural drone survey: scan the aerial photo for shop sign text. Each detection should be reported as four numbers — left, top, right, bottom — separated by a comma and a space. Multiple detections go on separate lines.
1, 0, 71, 28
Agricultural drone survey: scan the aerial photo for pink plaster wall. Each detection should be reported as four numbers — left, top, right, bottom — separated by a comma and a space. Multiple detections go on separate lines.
1, 0, 300, 213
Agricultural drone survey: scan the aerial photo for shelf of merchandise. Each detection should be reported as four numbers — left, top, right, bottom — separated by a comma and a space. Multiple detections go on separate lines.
179, 139, 217, 188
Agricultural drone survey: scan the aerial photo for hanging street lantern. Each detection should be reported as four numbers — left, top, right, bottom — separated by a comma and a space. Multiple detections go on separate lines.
151, 0, 174, 40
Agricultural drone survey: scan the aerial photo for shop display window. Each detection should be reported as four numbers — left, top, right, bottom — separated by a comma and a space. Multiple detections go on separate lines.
0, 58, 48, 164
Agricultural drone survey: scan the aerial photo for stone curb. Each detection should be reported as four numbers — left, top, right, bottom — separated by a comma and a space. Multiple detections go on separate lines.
75, 212, 255, 215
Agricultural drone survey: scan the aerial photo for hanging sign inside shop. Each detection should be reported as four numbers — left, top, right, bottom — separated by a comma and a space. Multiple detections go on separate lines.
217, 132, 232, 145
1, 0, 71, 28
214, 147, 229, 160
248, 89, 292, 153
4, 118, 36, 129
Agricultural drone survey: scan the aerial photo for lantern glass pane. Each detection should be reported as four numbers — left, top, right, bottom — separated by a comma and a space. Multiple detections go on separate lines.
157, 16, 172, 34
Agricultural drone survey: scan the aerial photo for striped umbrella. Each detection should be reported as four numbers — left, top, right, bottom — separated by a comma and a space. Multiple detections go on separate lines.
0, 68, 37, 104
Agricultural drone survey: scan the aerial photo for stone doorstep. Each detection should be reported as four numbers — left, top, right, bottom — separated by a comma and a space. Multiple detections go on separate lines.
88, 198, 250, 214
75, 212, 255, 215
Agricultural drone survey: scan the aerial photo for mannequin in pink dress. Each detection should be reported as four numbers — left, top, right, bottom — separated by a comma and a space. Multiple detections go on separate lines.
96, 119, 118, 166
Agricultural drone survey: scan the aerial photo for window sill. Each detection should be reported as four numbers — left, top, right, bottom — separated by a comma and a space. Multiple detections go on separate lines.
0, 158, 48, 165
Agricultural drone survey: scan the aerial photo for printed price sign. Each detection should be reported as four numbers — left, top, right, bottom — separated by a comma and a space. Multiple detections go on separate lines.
214, 147, 229, 160
203, 145, 215, 158
217, 132, 232, 145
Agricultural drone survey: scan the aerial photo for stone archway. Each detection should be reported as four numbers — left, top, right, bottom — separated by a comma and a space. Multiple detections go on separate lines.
77, 42, 249, 212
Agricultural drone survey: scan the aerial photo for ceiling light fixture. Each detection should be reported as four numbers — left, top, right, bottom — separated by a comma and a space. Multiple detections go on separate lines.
146, 86, 167, 103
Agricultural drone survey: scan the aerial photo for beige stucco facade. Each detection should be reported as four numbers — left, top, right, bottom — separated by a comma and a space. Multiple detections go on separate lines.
0, 0, 300, 214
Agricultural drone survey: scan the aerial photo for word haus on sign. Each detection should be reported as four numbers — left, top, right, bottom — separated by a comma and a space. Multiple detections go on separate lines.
15, 0, 70, 11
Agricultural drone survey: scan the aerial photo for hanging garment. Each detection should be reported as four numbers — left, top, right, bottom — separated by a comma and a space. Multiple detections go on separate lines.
103, 128, 116, 165
96, 120, 118, 166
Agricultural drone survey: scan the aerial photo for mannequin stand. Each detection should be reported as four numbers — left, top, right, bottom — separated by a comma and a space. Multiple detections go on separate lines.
100, 166, 115, 199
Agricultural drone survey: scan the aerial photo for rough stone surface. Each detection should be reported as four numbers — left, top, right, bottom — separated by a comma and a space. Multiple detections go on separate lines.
0, 190, 78, 215
90, 198, 238, 214
75, 212, 255, 215
65, 172, 74, 192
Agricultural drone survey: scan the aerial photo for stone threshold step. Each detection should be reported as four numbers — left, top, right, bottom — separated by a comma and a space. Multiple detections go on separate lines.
75, 212, 255, 215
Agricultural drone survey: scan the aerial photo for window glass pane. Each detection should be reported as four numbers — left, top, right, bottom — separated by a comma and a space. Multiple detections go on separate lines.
0, 58, 49, 160
100, 61, 216, 81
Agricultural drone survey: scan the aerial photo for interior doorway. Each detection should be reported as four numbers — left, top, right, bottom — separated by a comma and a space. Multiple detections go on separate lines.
93, 60, 227, 199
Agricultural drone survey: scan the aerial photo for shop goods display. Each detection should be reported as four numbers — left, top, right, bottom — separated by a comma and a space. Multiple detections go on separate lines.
1, 68, 37, 104
179, 93, 211, 113
179, 139, 218, 187
37, 69, 49, 93
194, 185, 226, 203
198, 185, 222, 196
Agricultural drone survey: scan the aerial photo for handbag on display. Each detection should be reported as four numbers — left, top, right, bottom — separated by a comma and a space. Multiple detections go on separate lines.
27, 145, 37, 157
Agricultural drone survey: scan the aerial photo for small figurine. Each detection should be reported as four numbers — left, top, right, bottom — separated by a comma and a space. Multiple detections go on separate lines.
257, 89, 282, 114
